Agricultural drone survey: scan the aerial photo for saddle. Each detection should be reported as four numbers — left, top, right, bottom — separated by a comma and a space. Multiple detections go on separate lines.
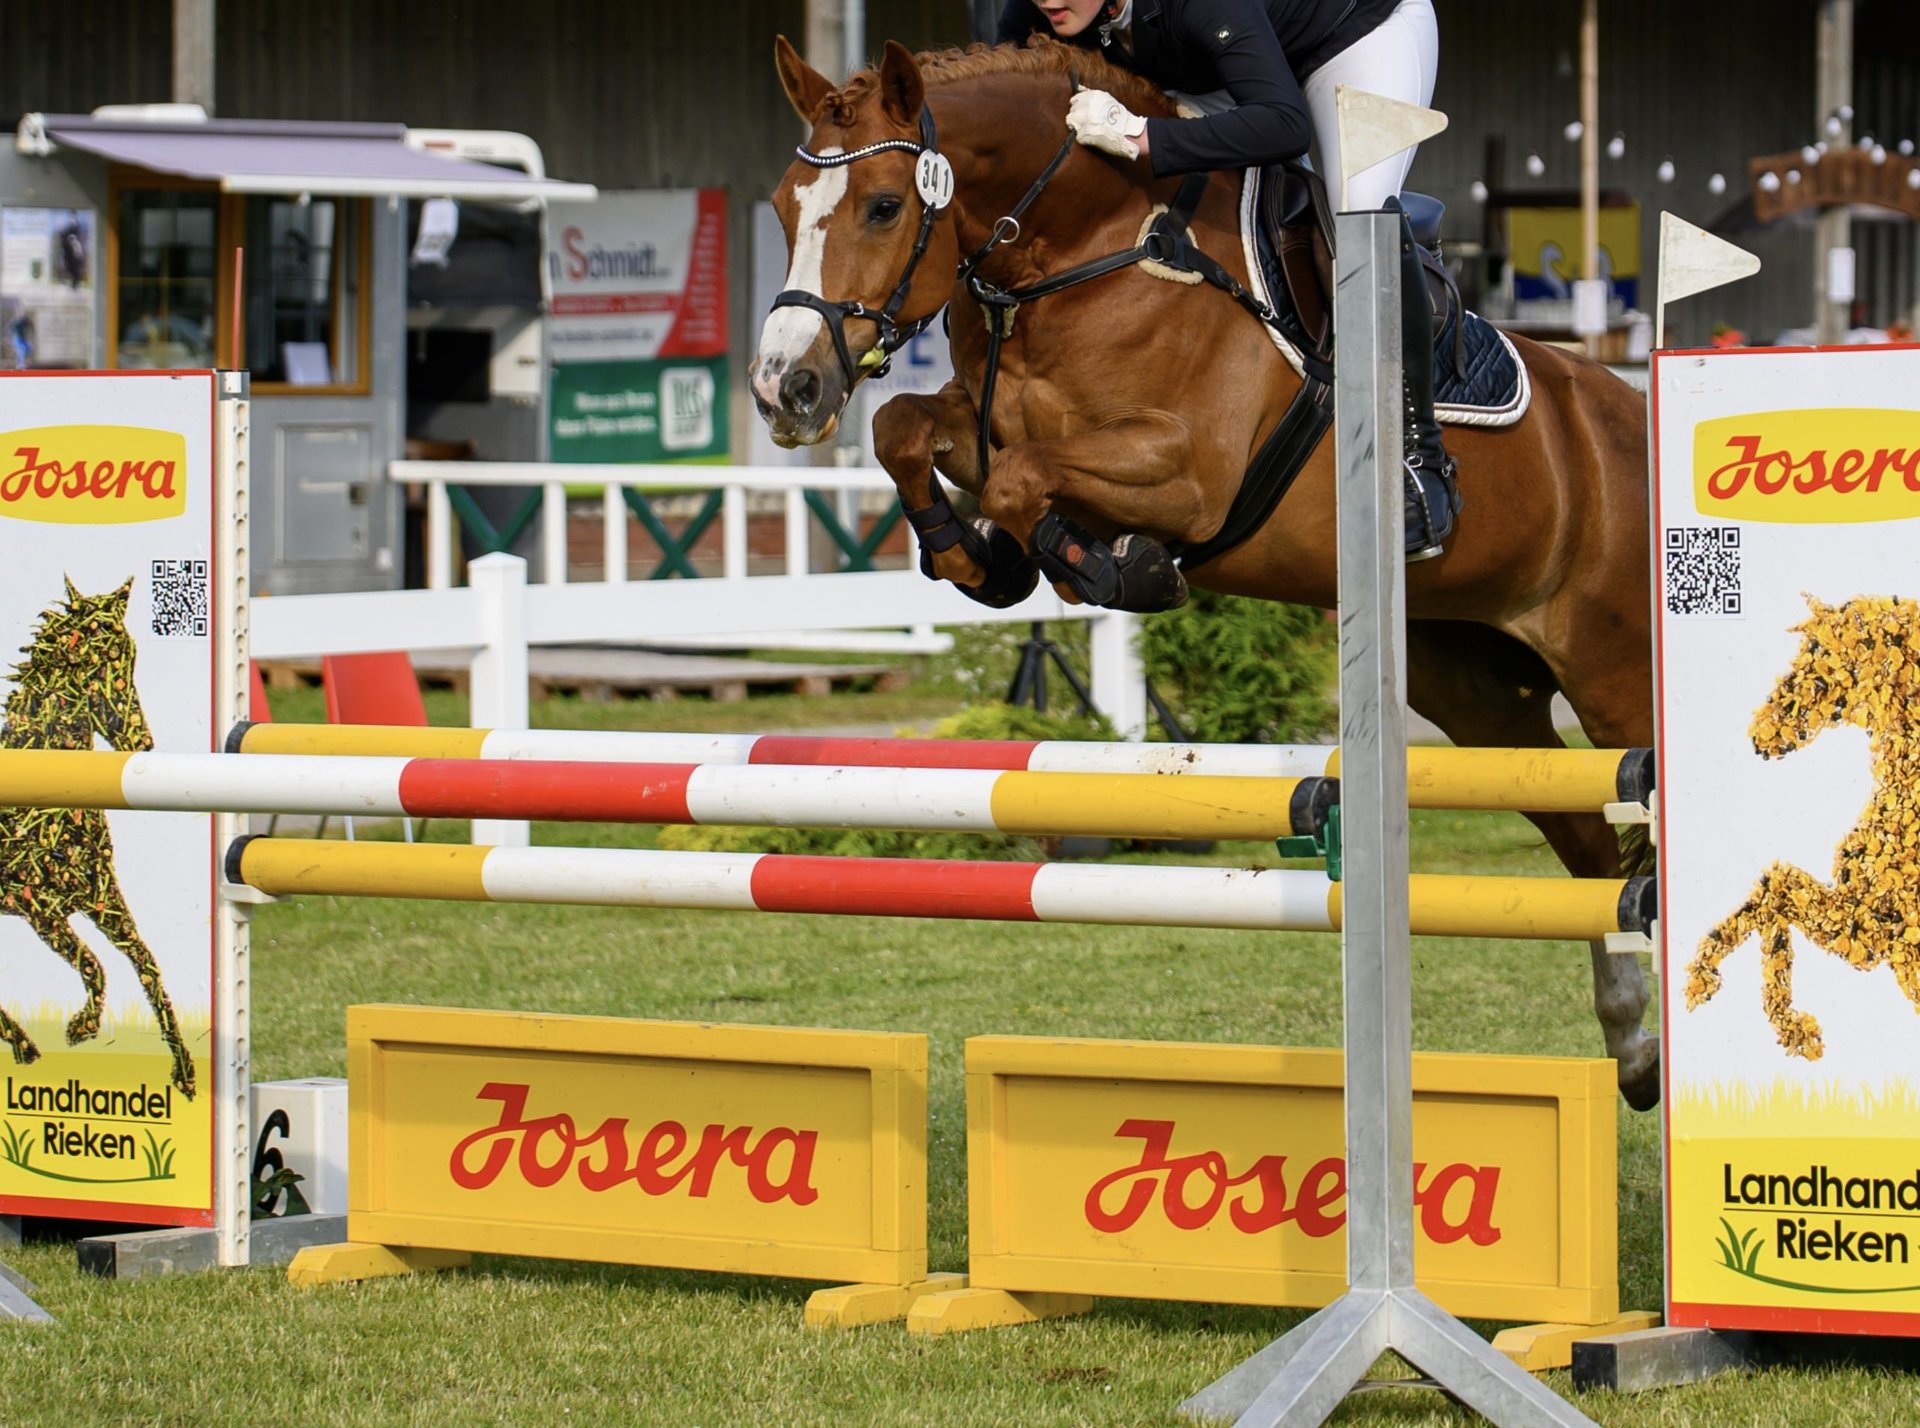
1260, 164, 1458, 375
1157, 164, 1529, 576
1252, 164, 1530, 424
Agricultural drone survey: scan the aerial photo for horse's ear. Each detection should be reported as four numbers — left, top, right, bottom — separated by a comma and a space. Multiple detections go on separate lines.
63, 575, 81, 606
775, 34, 835, 124
877, 40, 925, 125
110, 576, 134, 606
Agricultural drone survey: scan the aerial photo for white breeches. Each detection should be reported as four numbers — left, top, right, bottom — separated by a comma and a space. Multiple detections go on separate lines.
1303, 0, 1440, 210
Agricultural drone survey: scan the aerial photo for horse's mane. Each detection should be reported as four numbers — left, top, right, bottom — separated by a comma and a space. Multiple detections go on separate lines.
824, 39, 1176, 126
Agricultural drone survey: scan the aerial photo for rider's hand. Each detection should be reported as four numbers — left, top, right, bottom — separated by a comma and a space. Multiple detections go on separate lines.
1067, 88, 1147, 161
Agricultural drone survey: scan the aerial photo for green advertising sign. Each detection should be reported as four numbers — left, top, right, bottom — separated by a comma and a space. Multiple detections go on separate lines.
549, 357, 728, 463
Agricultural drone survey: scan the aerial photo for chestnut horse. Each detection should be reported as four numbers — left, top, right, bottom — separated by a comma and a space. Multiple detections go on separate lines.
752, 38, 1658, 1108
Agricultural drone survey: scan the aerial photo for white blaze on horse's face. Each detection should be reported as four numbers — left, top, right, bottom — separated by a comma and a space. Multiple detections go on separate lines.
752, 150, 849, 410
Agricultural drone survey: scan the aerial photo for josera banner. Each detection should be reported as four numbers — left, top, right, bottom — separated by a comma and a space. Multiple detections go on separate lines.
339, 1007, 927, 1287
545, 190, 728, 462
0, 371, 219, 1227
964, 1038, 1617, 1325
1655, 344, 1920, 1334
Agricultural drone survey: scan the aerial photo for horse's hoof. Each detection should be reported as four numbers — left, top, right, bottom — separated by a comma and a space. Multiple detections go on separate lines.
1619, 1046, 1661, 1111
922, 518, 1038, 609
65, 1013, 99, 1046
1110, 534, 1189, 612
1778, 1012, 1825, 1061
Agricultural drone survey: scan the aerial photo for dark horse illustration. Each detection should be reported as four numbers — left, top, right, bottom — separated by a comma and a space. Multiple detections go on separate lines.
1691, 596, 1920, 1061
752, 40, 1658, 1106
0, 577, 195, 1097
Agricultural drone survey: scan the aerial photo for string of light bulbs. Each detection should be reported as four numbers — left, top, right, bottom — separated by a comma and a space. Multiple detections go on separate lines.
1465, 103, 1920, 203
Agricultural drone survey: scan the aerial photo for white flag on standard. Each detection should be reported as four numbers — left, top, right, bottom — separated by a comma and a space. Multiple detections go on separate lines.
1333, 86, 1448, 212
1655, 212, 1762, 346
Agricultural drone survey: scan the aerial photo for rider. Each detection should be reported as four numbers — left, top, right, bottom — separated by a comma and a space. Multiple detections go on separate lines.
995, 0, 1459, 561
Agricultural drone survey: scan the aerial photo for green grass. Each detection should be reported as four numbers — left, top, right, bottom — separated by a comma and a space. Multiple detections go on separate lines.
8, 688, 1920, 1424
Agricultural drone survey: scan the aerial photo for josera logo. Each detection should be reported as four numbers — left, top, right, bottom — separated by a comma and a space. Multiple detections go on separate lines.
447, 1082, 820, 1206
1694, 409, 1920, 522
0, 426, 187, 524
1083, 1118, 1502, 1246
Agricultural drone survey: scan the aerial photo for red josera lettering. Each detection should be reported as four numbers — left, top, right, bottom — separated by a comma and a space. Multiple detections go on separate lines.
447, 1082, 819, 1206
0, 446, 179, 503
1082, 1118, 1500, 1247
1705, 434, 1920, 500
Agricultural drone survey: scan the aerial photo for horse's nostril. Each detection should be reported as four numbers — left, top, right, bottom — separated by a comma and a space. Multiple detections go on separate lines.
781, 368, 822, 416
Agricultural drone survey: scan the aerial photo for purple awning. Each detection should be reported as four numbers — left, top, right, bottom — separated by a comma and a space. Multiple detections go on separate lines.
31, 115, 595, 203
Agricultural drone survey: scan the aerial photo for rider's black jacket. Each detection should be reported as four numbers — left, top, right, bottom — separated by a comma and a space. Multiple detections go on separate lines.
996, 0, 1399, 176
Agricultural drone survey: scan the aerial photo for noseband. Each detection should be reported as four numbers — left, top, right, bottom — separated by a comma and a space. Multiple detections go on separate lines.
774, 107, 954, 386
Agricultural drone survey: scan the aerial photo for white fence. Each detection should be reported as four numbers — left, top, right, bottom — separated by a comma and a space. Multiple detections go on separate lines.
393, 458, 914, 590
393, 458, 964, 655
256, 461, 1152, 841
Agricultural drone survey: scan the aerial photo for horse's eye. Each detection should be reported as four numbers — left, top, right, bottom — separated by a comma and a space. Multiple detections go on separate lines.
867, 196, 904, 226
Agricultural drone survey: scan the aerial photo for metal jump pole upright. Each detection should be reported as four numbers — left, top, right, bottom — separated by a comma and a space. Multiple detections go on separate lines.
1181, 96, 1600, 1428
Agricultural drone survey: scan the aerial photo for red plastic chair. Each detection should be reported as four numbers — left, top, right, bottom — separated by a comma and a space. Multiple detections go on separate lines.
248, 663, 279, 834
248, 661, 273, 723
321, 652, 429, 841
321, 651, 429, 728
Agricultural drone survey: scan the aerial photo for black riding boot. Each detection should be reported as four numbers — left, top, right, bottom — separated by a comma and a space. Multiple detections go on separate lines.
1394, 206, 1460, 562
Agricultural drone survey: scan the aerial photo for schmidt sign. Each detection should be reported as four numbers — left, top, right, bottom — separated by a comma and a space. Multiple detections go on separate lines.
545, 190, 729, 463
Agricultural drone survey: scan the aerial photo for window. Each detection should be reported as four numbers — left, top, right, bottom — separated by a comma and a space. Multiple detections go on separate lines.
115, 189, 217, 369
242, 197, 363, 387
108, 178, 369, 393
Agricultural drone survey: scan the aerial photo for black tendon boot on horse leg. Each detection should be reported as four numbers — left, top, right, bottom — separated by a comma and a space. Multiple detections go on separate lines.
1031, 511, 1189, 612
1392, 202, 1461, 562
903, 474, 1039, 608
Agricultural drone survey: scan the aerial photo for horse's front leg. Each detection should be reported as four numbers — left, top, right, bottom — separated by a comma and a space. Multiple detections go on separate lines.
0, 1000, 39, 1067
871, 383, 1038, 609
981, 414, 1205, 613
1688, 884, 1770, 1010
22, 908, 107, 1047
1692, 863, 1843, 1060
91, 898, 197, 1097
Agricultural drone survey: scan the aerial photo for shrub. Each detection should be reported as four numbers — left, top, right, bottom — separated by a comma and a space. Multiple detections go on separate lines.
1138, 590, 1336, 744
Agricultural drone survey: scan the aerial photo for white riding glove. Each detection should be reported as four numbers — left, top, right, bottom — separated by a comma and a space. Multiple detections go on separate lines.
1067, 88, 1147, 161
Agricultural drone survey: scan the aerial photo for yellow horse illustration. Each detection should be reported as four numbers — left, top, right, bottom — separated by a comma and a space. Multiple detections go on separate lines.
1690, 594, 1920, 1060
0, 578, 195, 1096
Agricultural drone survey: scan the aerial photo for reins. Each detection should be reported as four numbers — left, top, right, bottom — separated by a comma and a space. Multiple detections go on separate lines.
960, 160, 1286, 485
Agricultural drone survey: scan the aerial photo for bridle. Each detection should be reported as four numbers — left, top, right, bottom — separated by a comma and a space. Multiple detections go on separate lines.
772, 107, 955, 387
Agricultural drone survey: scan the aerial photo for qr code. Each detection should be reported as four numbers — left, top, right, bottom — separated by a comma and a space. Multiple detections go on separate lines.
1664, 527, 1741, 616
150, 558, 210, 637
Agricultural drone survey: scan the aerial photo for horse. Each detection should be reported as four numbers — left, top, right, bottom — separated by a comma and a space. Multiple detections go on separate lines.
1690, 595, 1920, 1061
0, 577, 196, 1097
751, 38, 1659, 1108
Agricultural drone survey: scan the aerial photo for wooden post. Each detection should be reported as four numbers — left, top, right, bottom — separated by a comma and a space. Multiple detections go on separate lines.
1580, 0, 1601, 358
1815, 0, 1854, 344
806, 0, 847, 82
173, 0, 216, 113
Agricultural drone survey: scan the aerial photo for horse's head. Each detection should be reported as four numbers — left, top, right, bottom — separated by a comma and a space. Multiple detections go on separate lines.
1750, 594, 1920, 757
752, 37, 961, 447
33, 576, 152, 752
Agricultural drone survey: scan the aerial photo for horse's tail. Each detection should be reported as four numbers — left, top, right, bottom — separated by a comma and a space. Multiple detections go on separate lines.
1617, 822, 1656, 879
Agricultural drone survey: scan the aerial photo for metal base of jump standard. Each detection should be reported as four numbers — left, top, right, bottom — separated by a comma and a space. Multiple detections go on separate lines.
1180, 210, 1598, 1426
